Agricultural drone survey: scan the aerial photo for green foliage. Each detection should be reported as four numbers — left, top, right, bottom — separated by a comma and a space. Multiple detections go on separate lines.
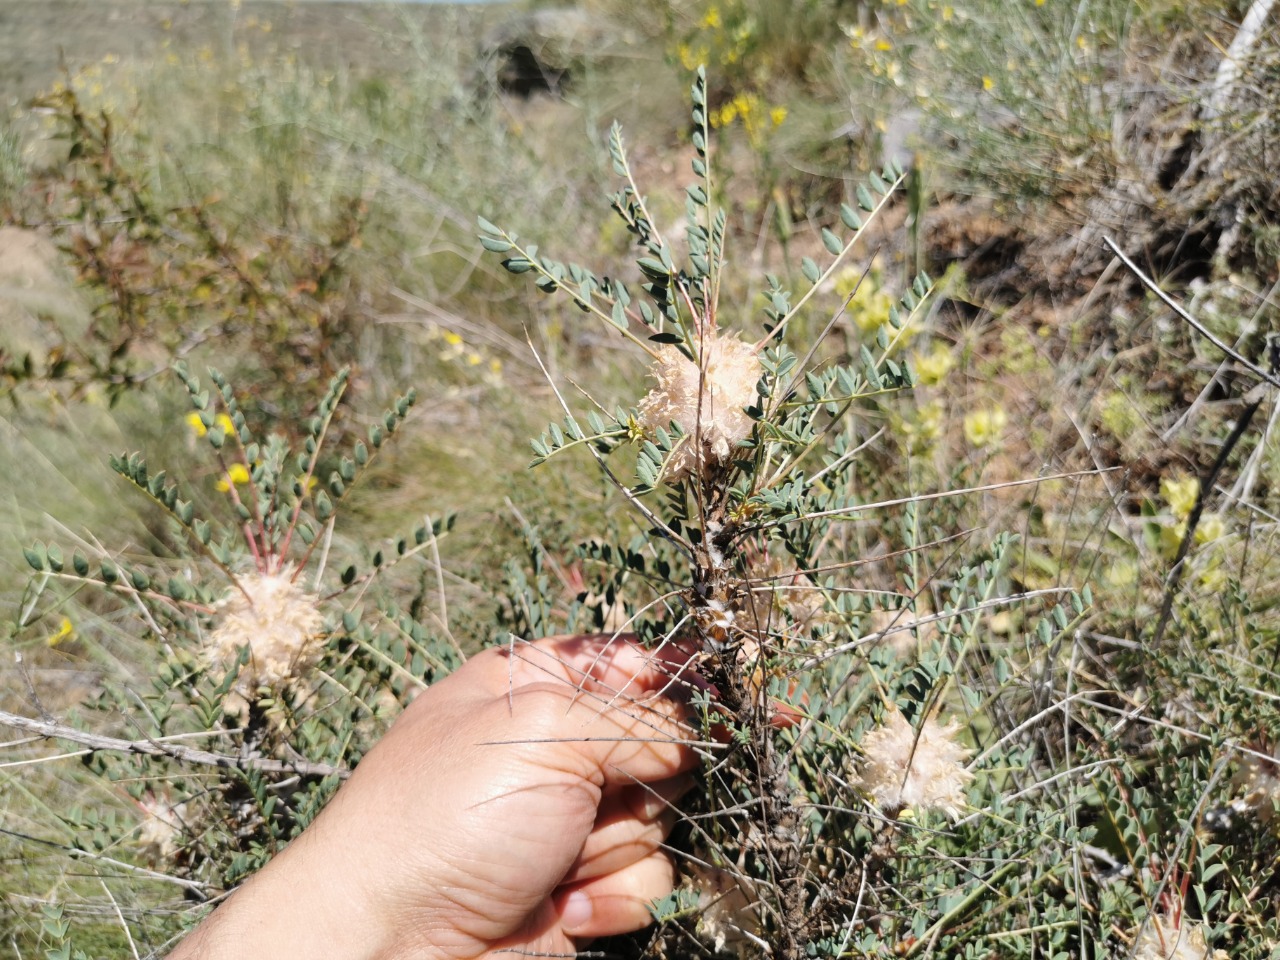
6, 2, 1280, 956
7, 83, 369, 418
475, 71, 1140, 958
897, 0, 1139, 203
11, 368, 461, 943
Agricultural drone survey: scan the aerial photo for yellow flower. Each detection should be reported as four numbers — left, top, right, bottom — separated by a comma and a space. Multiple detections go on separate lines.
1196, 513, 1226, 545
1198, 559, 1228, 593
216, 463, 251, 492
186, 412, 235, 438
700, 6, 722, 29
963, 406, 1007, 448
769, 105, 787, 127
46, 617, 74, 647
912, 343, 954, 386
982, 76, 995, 91
1160, 475, 1199, 521
842, 279, 894, 335
677, 42, 710, 72
901, 399, 943, 454
1157, 519, 1187, 560
443, 330, 463, 346
713, 101, 738, 128
1099, 391, 1141, 439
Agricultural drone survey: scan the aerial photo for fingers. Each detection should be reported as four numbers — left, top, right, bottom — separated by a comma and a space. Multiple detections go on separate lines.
502, 678, 699, 788
564, 775, 691, 883
506, 633, 704, 703
554, 849, 676, 940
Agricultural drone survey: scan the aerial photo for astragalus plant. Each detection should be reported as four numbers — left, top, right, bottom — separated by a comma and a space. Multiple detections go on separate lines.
10, 367, 461, 955
476, 69, 1151, 959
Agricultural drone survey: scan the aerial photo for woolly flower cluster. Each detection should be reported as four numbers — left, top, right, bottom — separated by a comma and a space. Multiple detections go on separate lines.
854, 707, 972, 819
207, 570, 325, 713
1134, 914, 1227, 960
636, 332, 762, 482
1231, 745, 1280, 823
735, 552, 829, 644
135, 794, 187, 864
689, 863, 763, 958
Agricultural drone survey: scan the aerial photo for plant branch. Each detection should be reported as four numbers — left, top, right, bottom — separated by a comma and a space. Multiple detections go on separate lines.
755, 172, 907, 351
1105, 237, 1280, 390
0, 709, 348, 780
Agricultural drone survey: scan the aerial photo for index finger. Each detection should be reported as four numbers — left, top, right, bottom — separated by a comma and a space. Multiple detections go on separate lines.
504, 633, 704, 704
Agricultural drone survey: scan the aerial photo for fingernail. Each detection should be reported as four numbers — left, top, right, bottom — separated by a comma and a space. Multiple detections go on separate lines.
643, 775, 696, 818
561, 890, 592, 931
641, 791, 672, 819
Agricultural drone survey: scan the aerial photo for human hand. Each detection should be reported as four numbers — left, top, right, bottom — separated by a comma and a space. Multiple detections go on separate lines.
168, 633, 698, 960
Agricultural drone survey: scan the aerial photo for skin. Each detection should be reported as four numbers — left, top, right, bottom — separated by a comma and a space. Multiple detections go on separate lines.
168, 633, 699, 960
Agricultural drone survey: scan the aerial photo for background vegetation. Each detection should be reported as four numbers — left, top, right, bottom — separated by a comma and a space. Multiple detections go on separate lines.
2, 0, 1280, 957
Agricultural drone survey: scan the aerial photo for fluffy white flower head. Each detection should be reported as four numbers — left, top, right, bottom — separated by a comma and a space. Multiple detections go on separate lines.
855, 707, 972, 819
734, 552, 830, 648
1134, 914, 1227, 960
135, 793, 186, 863
688, 863, 763, 958
1231, 744, 1280, 823
207, 569, 325, 711
637, 331, 762, 481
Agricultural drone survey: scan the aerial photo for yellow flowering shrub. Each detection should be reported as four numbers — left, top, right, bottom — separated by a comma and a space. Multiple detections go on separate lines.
667, 0, 830, 150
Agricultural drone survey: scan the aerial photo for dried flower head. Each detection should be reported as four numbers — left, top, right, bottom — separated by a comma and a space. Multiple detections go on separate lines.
734, 551, 830, 648
688, 863, 763, 958
1231, 743, 1280, 823
854, 707, 972, 819
135, 793, 187, 863
636, 331, 762, 481
1134, 914, 1228, 960
207, 569, 325, 713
